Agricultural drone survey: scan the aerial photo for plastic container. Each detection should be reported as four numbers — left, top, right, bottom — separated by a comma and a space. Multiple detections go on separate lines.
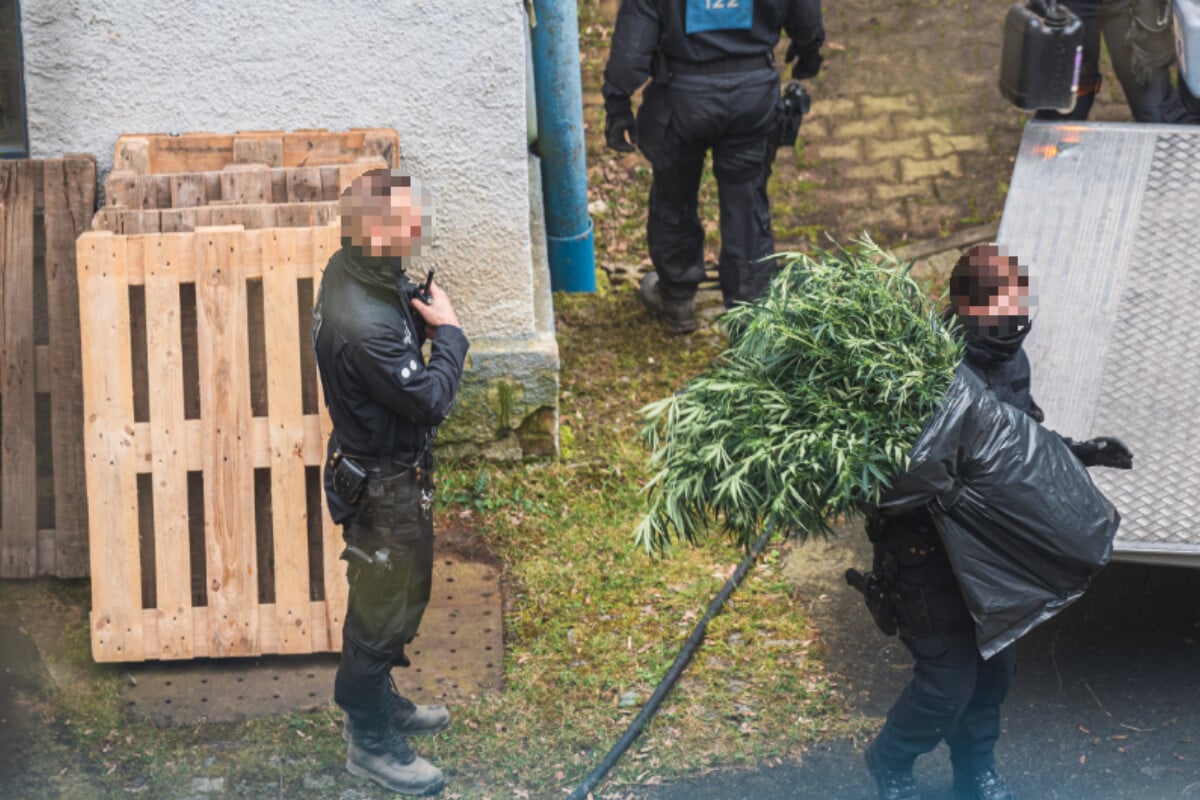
999, 1, 1085, 112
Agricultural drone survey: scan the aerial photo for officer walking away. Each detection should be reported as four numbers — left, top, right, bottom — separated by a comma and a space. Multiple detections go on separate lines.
854, 245, 1132, 800
602, 0, 825, 333
313, 169, 469, 796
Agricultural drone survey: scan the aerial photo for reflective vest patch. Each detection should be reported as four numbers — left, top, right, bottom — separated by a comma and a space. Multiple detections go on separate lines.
685, 0, 753, 34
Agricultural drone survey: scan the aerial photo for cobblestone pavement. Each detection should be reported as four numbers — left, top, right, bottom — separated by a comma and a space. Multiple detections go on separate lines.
579, 0, 1137, 287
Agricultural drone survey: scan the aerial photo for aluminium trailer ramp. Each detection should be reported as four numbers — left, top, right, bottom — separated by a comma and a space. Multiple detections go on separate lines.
998, 121, 1200, 568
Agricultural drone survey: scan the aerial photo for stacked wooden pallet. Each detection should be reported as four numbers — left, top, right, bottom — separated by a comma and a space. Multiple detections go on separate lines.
79, 225, 349, 661
94, 128, 398, 234
79, 128, 399, 661
93, 160, 390, 234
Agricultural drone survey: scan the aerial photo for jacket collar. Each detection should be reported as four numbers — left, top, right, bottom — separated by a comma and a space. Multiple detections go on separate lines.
963, 321, 1031, 367
339, 242, 407, 294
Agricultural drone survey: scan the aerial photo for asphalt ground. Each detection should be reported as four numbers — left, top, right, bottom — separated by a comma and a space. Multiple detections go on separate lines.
628, 529, 1200, 800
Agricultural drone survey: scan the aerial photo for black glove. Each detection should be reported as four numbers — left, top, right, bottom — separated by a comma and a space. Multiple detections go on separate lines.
604, 96, 637, 153
1068, 436, 1134, 469
785, 39, 823, 80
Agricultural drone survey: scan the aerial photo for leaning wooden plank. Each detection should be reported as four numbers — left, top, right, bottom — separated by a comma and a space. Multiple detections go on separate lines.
261, 229, 313, 653
113, 137, 150, 174
361, 129, 400, 168
286, 167, 323, 203
121, 210, 161, 235
92, 208, 123, 233
79, 233, 145, 661
311, 226, 348, 648
169, 174, 207, 209
210, 205, 275, 229
273, 203, 314, 228
150, 133, 237, 175
219, 165, 272, 205
104, 170, 139, 209
132, 414, 325, 474
194, 227, 260, 657
115, 129, 400, 174
0, 160, 38, 578
160, 207, 213, 234
233, 136, 284, 168
284, 130, 369, 167
269, 168, 288, 204
144, 233, 195, 658
43, 156, 95, 578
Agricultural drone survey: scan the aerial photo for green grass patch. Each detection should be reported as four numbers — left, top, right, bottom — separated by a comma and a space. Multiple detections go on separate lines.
2, 285, 855, 800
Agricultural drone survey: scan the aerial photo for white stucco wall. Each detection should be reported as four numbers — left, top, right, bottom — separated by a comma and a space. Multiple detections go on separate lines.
21, 0, 535, 340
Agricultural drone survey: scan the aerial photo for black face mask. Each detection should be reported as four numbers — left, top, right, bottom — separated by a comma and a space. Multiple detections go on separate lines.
963, 313, 1030, 339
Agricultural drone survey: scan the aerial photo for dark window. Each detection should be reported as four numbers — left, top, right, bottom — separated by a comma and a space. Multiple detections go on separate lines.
1, 0, 29, 159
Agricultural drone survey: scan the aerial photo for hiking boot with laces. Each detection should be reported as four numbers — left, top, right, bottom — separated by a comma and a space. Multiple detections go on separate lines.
953, 767, 1015, 800
639, 272, 697, 333
864, 741, 920, 800
343, 681, 451, 742
346, 714, 445, 796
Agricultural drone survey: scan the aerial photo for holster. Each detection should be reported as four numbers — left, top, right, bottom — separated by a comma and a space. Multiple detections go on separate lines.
771, 81, 811, 151
329, 448, 369, 506
846, 567, 899, 636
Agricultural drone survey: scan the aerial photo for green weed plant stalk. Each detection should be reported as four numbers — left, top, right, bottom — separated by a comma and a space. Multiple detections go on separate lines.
637, 240, 963, 552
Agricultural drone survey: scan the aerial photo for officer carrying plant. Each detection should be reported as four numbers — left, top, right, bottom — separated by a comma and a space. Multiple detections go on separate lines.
638, 241, 1131, 800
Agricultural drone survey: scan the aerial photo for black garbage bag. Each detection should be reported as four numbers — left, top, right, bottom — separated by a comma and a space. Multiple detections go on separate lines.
879, 364, 1121, 659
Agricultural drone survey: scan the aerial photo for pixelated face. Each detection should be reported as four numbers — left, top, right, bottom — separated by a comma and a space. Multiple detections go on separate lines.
949, 244, 1037, 337
340, 170, 434, 260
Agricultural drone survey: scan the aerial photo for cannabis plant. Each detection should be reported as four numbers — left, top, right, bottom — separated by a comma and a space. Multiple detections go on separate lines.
636, 240, 963, 553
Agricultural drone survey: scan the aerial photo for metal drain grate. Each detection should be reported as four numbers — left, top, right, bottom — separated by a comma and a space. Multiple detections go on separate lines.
120, 556, 502, 726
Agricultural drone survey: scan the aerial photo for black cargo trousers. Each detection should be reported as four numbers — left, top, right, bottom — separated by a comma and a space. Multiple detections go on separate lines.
333, 462, 436, 717
868, 511, 1017, 776
1035, 0, 1187, 123
636, 63, 780, 308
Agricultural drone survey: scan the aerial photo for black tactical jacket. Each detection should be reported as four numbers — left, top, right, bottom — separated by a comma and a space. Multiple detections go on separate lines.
313, 247, 469, 520
959, 324, 1044, 423
603, 0, 825, 97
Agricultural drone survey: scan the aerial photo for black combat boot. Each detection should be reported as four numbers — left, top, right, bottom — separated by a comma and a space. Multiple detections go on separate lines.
864, 741, 920, 800
345, 710, 445, 796
953, 767, 1015, 800
639, 272, 697, 333
344, 680, 451, 742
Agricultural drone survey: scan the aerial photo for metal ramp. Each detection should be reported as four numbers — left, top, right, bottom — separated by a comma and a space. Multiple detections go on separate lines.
998, 121, 1200, 568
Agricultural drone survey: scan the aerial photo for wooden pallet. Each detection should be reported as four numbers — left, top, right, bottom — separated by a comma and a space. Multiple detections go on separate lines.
92, 201, 339, 234
101, 159, 387, 211
0, 156, 95, 578
113, 128, 399, 174
77, 225, 349, 662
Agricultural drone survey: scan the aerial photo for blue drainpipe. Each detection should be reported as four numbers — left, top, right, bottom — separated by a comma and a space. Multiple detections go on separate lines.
530, 0, 596, 293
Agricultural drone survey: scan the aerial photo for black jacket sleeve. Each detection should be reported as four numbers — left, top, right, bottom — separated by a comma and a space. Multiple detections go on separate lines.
351, 325, 469, 427
603, 0, 661, 98
785, 0, 825, 51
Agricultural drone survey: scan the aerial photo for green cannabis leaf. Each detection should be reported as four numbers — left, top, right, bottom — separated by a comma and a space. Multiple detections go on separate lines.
636, 239, 963, 554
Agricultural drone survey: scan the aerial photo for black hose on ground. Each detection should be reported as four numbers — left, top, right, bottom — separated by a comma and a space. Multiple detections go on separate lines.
565, 523, 777, 800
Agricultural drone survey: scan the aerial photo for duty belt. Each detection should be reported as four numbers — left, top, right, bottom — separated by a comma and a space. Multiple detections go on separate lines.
667, 51, 775, 76
341, 452, 423, 482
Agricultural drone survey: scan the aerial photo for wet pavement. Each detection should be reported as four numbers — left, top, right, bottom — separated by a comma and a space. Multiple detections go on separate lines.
629, 530, 1200, 800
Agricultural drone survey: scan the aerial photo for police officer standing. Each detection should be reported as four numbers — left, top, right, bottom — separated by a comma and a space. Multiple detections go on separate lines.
602, 0, 825, 333
1032, 0, 1195, 123
859, 246, 1132, 800
313, 170, 469, 797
